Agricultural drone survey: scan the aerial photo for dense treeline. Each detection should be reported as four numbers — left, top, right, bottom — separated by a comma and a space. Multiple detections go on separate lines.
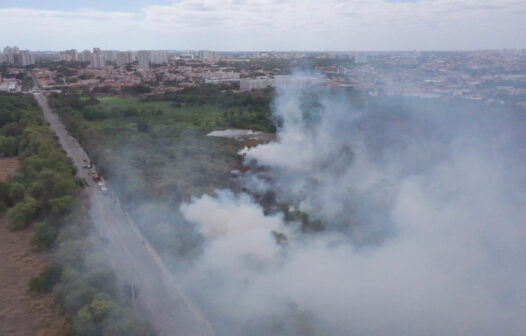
216, 57, 355, 76
0, 92, 78, 246
216, 58, 290, 75
0, 93, 153, 335
47, 94, 109, 176
143, 84, 276, 132
121, 84, 152, 95
145, 84, 272, 107
32, 205, 155, 336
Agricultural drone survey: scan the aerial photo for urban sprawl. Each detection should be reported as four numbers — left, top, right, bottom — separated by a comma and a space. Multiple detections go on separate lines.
1, 46, 526, 107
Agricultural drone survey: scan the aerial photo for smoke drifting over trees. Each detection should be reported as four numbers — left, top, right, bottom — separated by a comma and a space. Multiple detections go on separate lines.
176, 83, 526, 335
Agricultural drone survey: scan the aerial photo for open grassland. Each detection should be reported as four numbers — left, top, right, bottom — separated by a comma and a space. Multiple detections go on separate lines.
93, 98, 232, 136
89, 97, 245, 201
50, 88, 275, 204
90, 95, 274, 135
48, 89, 276, 262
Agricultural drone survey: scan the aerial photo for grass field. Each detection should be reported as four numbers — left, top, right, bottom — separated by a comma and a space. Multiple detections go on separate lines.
54, 94, 272, 204
88, 96, 272, 136
94, 95, 275, 259
50, 92, 275, 258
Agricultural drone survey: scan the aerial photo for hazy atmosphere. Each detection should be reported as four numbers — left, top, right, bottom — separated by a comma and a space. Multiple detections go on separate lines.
1, 1, 526, 336
1, 0, 526, 50
175, 84, 526, 335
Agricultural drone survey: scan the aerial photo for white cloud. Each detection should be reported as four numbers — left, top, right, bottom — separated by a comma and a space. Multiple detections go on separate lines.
1, 1, 524, 51
0, 7, 136, 20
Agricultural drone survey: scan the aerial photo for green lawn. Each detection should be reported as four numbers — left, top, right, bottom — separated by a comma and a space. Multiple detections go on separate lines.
90, 95, 274, 134
85, 97, 242, 198
92, 98, 219, 131
51, 94, 271, 203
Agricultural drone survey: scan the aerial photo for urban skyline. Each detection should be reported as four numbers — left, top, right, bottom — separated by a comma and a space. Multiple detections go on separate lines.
4, 46, 526, 54
3, 43, 525, 108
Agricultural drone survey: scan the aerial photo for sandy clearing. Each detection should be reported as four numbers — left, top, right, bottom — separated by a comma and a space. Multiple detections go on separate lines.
0, 218, 69, 336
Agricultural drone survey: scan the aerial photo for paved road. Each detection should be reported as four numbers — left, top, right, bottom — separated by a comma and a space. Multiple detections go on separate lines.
33, 91, 215, 336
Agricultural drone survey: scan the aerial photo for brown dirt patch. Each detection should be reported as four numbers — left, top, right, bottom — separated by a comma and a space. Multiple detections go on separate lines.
0, 157, 20, 181
0, 218, 70, 336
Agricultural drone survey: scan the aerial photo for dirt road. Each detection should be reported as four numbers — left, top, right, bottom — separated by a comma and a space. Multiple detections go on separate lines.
33, 91, 215, 336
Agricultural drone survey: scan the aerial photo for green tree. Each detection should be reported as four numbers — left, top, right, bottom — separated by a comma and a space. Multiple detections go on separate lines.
89, 294, 114, 323
7, 196, 39, 229
49, 195, 75, 217
103, 308, 154, 336
29, 264, 62, 292
1, 122, 23, 137
31, 220, 58, 249
72, 306, 100, 336
0, 181, 10, 203
29, 169, 77, 201
0, 135, 18, 156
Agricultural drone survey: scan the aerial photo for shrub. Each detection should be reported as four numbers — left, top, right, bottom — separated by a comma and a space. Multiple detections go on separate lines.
0, 135, 18, 156
8, 182, 25, 204
31, 220, 58, 249
0, 181, 10, 203
136, 119, 148, 132
72, 306, 100, 336
7, 196, 40, 230
29, 264, 62, 292
49, 195, 75, 217
124, 108, 139, 117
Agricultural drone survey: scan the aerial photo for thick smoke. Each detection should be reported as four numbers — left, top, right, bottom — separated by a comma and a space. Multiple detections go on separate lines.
177, 82, 526, 335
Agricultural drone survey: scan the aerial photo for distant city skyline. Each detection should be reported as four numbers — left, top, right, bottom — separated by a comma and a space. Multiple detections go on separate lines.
0, 0, 525, 51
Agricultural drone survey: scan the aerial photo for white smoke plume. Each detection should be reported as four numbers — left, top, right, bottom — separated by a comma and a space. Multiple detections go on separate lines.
178, 82, 526, 336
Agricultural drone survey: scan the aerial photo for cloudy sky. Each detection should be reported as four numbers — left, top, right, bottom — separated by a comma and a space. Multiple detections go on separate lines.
0, 0, 525, 51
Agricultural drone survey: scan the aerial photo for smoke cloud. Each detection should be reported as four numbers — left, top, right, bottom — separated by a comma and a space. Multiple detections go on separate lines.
177, 82, 526, 335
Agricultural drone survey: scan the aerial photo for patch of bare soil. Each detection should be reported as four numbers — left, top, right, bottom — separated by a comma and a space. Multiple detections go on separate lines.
0, 157, 20, 181
0, 218, 70, 336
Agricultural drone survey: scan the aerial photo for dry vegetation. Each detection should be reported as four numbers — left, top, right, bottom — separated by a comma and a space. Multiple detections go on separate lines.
0, 157, 19, 181
0, 217, 69, 336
